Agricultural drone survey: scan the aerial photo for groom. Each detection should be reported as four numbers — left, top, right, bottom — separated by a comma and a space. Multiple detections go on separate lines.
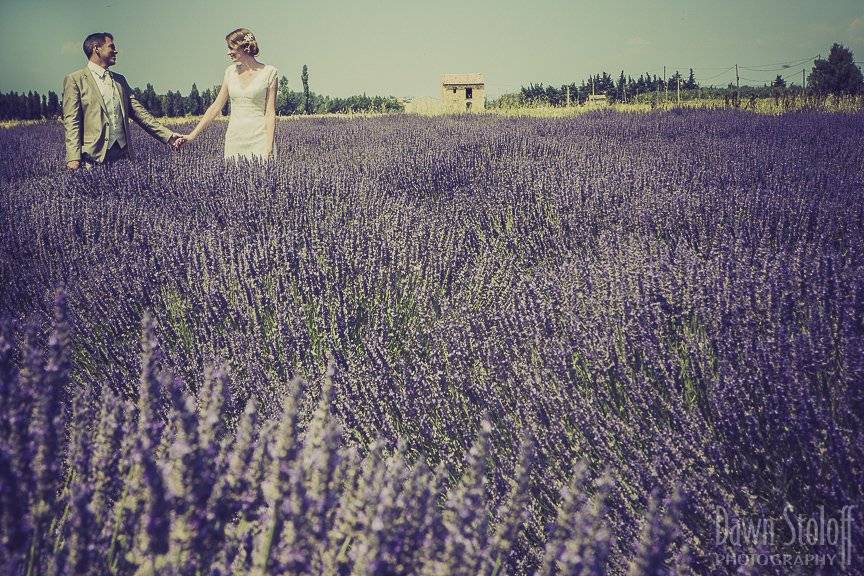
63, 32, 183, 170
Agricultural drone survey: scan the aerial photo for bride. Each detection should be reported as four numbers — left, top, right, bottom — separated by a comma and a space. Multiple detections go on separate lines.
181, 28, 278, 160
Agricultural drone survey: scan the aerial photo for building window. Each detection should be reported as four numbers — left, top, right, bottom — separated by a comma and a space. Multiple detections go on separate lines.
452, 88, 457, 93
466, 101, 472, 111
466, 87, 473, 99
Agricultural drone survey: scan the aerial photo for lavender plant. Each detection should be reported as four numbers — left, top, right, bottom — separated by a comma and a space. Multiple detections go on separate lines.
1, 109, 863, 574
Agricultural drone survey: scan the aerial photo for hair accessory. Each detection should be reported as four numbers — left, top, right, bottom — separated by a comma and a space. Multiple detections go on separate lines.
244, 33, 255, 44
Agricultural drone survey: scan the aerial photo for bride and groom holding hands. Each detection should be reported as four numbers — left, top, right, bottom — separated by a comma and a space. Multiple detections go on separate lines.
63, 28, 277, 169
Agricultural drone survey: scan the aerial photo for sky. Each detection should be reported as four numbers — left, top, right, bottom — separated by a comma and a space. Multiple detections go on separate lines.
1, 0, 863, 98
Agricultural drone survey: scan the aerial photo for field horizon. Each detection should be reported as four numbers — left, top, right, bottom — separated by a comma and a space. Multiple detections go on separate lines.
3, 93, 864, 131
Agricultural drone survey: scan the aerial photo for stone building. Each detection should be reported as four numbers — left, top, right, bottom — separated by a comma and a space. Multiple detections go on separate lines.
441, 73, 485, 112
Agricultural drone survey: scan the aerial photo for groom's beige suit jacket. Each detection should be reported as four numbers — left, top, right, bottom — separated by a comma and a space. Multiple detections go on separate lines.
62, 67, 173, 163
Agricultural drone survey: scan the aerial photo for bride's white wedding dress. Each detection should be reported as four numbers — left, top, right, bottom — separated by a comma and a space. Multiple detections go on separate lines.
223, 63, 278, 161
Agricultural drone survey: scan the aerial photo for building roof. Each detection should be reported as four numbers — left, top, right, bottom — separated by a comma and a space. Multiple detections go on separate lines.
442, 73, 485, 86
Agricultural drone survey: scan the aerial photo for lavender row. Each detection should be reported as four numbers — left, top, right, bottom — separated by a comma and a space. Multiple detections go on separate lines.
1, 297, 689, 575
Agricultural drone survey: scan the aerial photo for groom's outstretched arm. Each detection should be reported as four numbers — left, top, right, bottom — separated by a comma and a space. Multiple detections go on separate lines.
62, 74, 83, 165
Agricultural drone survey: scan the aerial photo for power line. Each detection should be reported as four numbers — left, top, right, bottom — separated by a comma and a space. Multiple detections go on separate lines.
739, 54, 817, 72
665, 54, 816, 75
740, 64, 806, 72
665, 65, 736, 71
490, 49, 843, 93
699, 66, 736, 83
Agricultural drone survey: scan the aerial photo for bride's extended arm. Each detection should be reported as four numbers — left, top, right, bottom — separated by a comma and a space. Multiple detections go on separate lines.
264, 76, 277, 157
187, 81, 229, 141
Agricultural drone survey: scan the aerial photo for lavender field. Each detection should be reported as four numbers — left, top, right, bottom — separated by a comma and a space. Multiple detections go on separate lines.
1, 110, 863, 575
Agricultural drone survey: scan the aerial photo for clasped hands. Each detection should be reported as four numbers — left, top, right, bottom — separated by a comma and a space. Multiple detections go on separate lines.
168, 132, 192, 150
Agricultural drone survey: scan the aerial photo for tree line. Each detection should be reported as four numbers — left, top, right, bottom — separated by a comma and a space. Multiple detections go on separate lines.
0, 91, 61, 121
496, 68, 700, 107
491, 43, 864, 108
0, 65, 403, 121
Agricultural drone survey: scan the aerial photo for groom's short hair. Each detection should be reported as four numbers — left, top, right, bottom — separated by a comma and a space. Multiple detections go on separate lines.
83, 33, 113, 57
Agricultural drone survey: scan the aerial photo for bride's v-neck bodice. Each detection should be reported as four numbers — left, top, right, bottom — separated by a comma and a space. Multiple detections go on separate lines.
227, 64, 275, 116
223, 63, 278, 160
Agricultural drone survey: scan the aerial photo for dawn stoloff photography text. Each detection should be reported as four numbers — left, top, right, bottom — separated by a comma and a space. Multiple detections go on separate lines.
1, 0, 862, 574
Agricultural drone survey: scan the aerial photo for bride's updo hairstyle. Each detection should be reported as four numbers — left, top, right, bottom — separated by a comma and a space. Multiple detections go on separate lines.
226, 28, 259, 56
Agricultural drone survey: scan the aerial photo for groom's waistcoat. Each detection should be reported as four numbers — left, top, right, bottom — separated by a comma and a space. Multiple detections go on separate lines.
87, 62, 127, 151
62, 67, 173, 163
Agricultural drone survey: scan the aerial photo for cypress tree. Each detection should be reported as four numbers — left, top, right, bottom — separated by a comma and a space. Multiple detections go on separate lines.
47, 91, 60, 117
301, 64, 311, 114
143, 83, 159, 114
201, 88, 213, 110
684, 68, 698, 90
187, 83, 203, 115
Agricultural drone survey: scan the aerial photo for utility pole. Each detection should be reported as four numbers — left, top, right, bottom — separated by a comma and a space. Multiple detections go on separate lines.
566, 85, 570, 106
802, 68, 806, 101
676, 76, 681, 105
736, 65, 742, 106
663, 65, 668, 104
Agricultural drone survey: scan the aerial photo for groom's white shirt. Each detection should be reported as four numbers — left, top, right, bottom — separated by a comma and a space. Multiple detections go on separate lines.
87, 61, 127, 150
